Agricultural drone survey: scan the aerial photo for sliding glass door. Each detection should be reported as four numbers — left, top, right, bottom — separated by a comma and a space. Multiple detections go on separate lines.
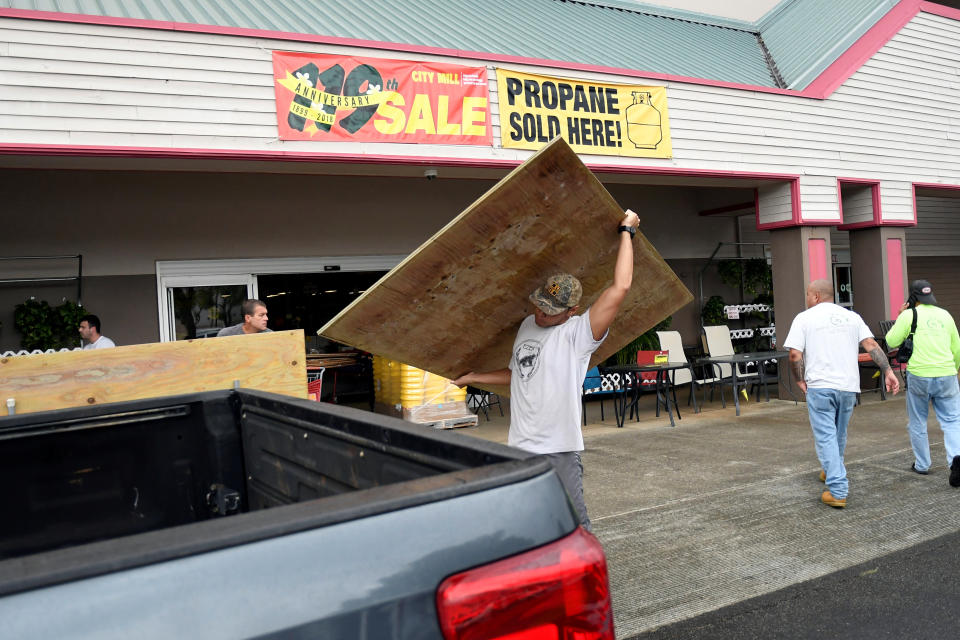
159, 274, 255, 341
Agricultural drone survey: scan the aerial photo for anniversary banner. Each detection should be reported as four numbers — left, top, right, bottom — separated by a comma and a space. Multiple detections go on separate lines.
496, 68, 672, 158
273, 52, 491, 144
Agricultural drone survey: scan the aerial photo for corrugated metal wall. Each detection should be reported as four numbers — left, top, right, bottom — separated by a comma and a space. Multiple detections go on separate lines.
907, 256, 960, 321
909, 195, 960, 256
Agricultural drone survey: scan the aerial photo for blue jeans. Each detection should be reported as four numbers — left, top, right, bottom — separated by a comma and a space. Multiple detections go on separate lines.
905, 373, 960, 471
806, 388, 858, 499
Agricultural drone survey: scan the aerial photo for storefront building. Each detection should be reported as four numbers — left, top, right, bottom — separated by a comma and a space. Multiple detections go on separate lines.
1, 0, 959, 354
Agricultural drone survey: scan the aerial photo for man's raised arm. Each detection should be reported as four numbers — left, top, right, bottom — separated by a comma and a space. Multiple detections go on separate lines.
589, 209, 640, 341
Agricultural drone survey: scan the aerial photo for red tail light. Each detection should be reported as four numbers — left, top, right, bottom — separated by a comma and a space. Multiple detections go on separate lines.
436, 527, 614, 640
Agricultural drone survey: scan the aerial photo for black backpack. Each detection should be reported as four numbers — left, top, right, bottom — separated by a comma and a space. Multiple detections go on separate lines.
895, 308, 918, 364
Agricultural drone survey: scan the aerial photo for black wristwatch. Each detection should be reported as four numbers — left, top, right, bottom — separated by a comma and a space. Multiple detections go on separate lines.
618, 225, 637, 238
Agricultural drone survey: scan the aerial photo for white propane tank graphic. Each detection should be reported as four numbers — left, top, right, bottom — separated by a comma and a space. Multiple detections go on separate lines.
625, 91, 662, 149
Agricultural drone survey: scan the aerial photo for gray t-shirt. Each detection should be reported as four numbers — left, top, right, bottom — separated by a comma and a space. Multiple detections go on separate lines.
508, 309, 606, 454
216, 324, 273, 337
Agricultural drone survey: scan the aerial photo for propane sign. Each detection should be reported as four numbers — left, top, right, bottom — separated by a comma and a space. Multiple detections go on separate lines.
496, 68, 671, 158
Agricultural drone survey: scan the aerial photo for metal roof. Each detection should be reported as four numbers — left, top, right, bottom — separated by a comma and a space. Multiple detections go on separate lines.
757, 0, 899, 89
0, 0, 899, 91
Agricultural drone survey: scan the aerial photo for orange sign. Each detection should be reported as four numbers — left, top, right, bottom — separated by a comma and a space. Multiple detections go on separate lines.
273, 52, 491, 145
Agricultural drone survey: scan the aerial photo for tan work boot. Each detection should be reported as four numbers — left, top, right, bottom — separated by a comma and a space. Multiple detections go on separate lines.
818, 469, 826, 483
821, 490, 846, 508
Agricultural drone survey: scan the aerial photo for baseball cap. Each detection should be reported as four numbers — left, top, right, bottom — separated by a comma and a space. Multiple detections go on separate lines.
529, 273, 582, 315
910, 279, 937, 305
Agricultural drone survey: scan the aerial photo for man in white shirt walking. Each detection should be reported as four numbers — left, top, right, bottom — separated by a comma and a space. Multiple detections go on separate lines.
79, 314, 116, 350
784, 279, 899, 508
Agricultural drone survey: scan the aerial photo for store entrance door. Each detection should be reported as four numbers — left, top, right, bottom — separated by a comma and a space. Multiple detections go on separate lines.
834, 263, 853, 309
159, 274, 256, 341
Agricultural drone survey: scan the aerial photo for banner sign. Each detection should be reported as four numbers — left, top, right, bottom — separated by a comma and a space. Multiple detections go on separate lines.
273, 52, 492, 145
496, 69, 672, 158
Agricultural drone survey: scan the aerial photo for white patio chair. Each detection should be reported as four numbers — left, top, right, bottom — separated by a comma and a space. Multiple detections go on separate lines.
702, 325, 763, 400
657, 330, 721, 411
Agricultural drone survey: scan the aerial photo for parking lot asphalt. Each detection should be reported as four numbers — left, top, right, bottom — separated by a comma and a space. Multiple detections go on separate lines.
461, 386, 960, 639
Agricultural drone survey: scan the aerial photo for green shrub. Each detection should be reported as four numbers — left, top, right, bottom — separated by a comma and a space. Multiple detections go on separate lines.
13, 298, 84, 351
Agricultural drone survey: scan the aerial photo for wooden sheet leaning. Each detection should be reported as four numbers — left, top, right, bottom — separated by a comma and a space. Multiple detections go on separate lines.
319, 137, 693, 397
1, 330, 307, 415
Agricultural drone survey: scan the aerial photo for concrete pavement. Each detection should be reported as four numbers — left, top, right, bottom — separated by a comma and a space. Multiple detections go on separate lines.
459, 387, 960, 639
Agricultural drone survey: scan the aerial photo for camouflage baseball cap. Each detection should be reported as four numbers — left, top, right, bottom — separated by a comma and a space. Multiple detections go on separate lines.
529, 273, 582, 315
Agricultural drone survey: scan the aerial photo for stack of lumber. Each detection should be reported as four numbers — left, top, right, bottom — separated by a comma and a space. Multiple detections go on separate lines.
306, 352, 360, 368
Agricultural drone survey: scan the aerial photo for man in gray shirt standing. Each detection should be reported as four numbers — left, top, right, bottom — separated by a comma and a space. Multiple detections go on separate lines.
217, 299, 273, 336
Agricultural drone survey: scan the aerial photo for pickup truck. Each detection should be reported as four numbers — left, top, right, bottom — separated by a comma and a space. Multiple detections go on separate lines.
0, 389, 613, 639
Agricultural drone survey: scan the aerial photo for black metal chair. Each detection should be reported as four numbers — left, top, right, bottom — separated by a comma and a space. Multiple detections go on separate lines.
466, 386, 503, 421
877, 320, 908, 391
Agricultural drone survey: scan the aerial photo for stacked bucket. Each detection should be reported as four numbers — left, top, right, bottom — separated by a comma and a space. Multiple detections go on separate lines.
373, 356, 475, 428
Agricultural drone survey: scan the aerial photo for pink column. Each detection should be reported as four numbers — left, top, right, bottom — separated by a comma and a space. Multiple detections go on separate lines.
807, 238, 828, 281
886, 238, 904, 319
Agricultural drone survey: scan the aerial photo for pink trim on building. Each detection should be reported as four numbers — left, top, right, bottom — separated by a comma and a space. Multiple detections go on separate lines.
836, 178, 885, 230
803, 0, 924, 98
808, 238, 828, 281
919, 1, 960, 21
756, 178, 806, 231
913, 182, 960, 192
885, 238, 905, 319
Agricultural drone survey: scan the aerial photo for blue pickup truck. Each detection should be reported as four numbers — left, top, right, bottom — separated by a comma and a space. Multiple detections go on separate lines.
0, 389, 613, 639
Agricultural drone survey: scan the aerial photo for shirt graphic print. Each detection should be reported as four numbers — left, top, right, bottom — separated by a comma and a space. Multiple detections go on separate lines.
515, 340, 543, 380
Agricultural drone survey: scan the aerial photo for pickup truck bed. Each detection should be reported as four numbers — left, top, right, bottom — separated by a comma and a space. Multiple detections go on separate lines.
0, 390, 611, 639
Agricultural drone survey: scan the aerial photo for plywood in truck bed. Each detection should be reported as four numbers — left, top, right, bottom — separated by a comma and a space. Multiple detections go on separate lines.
1, 330, 307, 415
320, 137, 692, 396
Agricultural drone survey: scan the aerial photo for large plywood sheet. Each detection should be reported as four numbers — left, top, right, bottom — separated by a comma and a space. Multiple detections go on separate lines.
1, 330, 307, 415
320, 137, 692, 395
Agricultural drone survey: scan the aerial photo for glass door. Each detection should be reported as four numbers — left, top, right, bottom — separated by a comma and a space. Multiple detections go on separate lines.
158, 274, 255, 341
834, 264, 853, 309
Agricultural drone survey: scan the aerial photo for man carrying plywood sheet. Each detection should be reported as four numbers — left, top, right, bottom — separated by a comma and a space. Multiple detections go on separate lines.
319, 137, 693, 526
453, 209, 640, 531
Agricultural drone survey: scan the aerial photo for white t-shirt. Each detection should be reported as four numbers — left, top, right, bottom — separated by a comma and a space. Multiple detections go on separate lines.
508, 309, 606, 454
83, 335, 116, 350
783, 302, 871, 392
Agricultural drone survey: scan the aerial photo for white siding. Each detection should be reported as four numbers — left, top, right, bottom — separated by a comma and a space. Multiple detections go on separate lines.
799, 174, 841, 222
2, 10, 960, 219
879, 181, 915, 223
839, 183, 874, 226
757, 182, 793, 225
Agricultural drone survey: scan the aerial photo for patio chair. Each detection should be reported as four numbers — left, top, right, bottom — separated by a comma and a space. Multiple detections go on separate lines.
702, 325, 763, 400
628, 350, 670, 422
657, 330, 719, 411
466, 386, 503, 421
582, 366, 623, 424
876, 320, 908, 391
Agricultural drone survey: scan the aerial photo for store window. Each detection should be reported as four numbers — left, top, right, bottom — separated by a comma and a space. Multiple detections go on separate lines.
169, 284, 248, 339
